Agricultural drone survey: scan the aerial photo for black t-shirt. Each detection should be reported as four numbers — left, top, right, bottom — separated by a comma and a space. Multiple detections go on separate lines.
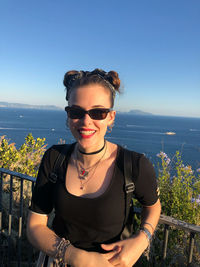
30, 144, 159, 252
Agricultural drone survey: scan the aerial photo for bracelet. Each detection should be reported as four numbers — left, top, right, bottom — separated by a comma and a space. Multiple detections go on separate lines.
142, 222, 155, 233
54, 238, 71, 265
140, 226, 152, 243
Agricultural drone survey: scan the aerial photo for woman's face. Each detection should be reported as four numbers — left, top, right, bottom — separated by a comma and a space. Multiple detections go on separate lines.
68, 84, 116, 151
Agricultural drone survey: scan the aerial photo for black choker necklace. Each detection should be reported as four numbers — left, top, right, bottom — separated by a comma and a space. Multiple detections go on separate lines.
78, 140, 106, 155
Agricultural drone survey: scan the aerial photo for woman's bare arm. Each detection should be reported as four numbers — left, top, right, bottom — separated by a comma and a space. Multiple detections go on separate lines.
27, 211, 60, 255
26, 211, 84, 264
141, 198, 162, 235
26, 211, 113, 267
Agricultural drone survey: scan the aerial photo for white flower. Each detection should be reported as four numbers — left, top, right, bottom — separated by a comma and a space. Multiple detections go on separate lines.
157, 151, 167, 158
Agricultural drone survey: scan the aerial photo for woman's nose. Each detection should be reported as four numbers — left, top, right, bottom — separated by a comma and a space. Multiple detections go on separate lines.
81, 113, 92, 125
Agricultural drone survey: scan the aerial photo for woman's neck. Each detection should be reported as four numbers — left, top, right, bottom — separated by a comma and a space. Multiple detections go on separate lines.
75, 141, 108, 167
78, 139, 106, 155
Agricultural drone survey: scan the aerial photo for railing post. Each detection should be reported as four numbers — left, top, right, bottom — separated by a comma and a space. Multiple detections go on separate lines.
162, 224, 169, 261
0, 172, 3, 265
8, 174, 13, 267
28, 180, 36, 267
18, 178, 24, 267
0, 172, 2, 235
187, 232, 195, 266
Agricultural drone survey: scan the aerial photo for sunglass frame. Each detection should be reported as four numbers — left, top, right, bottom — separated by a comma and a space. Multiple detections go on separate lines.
65, 106, 111, 120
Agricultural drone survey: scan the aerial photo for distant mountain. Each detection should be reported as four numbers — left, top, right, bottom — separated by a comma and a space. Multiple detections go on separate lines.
118, 109, 153, 116
128, 109, 153, 115
0, 102, 62, 110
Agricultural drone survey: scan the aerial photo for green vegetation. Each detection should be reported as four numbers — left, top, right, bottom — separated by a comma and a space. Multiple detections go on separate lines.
157, 151, 200, 225
0, 133, 46, 177
0, 133, 46, 199
155, 151, 200, 266
0, 135, 200, 266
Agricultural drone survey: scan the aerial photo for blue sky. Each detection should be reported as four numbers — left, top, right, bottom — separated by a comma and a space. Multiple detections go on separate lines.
1, 0, 200, 117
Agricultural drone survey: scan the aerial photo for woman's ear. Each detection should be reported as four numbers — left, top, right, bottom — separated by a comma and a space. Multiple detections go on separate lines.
108, 110, 116, 126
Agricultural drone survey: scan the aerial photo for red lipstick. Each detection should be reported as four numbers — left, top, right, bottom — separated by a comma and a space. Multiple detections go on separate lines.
78, 128, 96, 139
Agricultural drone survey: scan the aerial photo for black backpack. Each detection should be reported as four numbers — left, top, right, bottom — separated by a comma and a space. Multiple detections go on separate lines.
48, 143, 142, 240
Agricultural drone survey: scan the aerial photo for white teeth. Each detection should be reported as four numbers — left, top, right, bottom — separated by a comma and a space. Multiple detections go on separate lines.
79, 130, 95, 135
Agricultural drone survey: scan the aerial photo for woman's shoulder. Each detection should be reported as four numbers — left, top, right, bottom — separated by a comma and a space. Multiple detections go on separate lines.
116, 144, 144, 160
49, 142, 76, 153
49, 143, 73, 153
115, 144, 155, 175
42, 143, 76, 165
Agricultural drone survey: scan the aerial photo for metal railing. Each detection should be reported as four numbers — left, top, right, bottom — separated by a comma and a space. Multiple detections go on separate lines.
0, 168, 36, 267
159, 214, 200, 265
0, 168, 200, 266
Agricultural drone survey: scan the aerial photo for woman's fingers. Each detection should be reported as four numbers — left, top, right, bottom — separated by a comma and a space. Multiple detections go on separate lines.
102, 250, 118, 260
102, 245, 121, 260
107, 252, 122, 266
101, 243, 117, 251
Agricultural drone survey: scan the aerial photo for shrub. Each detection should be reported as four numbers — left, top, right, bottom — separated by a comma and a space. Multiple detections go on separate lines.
0, 133, 47, 199
0, 133, 46, 177
157, 151, 200, 224
156, 151, 200, 265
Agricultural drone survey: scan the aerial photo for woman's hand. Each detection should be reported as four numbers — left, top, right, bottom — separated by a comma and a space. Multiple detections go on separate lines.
101, 232, 149, 267
101, 199, 161, 266
66, 245, 114, 267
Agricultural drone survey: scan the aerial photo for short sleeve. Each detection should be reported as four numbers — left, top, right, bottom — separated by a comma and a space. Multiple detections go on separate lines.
29, 147, 55, 214
134, 155, 159, 206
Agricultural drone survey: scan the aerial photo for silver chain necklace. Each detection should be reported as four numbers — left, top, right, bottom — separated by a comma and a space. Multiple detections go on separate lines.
75, 142, 107, 190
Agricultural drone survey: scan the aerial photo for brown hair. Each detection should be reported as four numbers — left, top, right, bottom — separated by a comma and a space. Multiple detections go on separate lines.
63, 68, 121, 107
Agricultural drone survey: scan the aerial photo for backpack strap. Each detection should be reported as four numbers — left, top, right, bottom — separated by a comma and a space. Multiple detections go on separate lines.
124, 148, 135, 224
48, 144, 72, 183
120, 147, 142, 239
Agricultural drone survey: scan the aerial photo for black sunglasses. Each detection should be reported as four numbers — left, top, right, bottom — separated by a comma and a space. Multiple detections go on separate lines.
65, 106, 111, 120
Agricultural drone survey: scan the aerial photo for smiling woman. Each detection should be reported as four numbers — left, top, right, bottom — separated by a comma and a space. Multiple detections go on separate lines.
26, 68, 161, 267
67, 84, 115, 153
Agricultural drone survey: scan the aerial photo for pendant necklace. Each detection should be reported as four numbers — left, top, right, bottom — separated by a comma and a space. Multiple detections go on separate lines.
76, 142, 107, 190
76, 154, 103, 180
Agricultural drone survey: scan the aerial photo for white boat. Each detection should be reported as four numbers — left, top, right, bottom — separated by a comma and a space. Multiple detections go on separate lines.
165, 131, 176, 135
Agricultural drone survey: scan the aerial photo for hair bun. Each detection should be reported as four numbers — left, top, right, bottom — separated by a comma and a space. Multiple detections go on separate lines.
63, 70, 83, 90
105, 71, 121, 93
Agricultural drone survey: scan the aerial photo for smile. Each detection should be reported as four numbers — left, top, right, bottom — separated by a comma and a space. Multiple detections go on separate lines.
79, 130, 95, 135
78, 129, 96, 138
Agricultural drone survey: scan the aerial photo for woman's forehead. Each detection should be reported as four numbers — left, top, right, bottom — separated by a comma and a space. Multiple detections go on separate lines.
68, 84, 111, 105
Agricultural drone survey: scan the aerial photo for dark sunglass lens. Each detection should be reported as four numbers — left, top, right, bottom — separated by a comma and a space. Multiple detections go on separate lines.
90, 109, 108, 120
68, 108, 85, 119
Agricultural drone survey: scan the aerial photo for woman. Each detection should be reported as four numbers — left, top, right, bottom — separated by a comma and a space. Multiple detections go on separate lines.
27, 69, 161, 267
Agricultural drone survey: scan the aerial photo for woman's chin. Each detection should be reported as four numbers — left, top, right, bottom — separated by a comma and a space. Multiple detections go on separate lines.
77, 141, 95, 151
77, 138, 104, 152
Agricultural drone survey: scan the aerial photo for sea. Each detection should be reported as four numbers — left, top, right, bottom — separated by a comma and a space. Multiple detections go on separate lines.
0, 108, 200, 171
